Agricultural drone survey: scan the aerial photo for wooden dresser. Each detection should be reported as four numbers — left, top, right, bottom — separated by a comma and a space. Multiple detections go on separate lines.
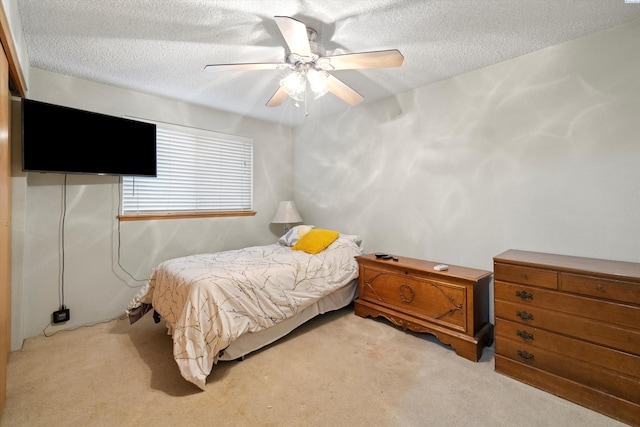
493, 249, 640, 425
354, 253, 493, 362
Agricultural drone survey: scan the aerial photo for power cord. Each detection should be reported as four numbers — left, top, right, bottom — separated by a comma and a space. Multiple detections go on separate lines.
42, 313, 128, 337
116, 176, 148, 286
57, 175, 67, 314
46, 175, 147, 333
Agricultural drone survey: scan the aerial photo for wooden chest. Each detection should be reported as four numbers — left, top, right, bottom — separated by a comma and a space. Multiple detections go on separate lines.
493, 249, 640, 426
354, 253, 493, 361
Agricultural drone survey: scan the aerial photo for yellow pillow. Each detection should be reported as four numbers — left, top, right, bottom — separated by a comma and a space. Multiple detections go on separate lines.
292, 229, 340, 254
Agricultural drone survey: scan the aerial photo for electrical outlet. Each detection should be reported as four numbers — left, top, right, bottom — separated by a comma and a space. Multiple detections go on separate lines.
52, 307, 70, 324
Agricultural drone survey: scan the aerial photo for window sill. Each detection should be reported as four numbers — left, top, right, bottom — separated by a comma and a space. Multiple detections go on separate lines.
118, 211, 257, 221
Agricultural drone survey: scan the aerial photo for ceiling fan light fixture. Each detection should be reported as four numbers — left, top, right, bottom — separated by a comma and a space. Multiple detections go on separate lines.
279, 66, 329, 103
306, 68, 329, 98
280, 70, 306, 101
280, 65, 329, 104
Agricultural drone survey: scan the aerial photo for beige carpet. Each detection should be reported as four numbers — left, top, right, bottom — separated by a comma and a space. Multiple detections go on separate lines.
1, 304, 626, 427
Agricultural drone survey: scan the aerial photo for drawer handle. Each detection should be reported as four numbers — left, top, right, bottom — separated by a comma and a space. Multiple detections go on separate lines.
516, 310, 534, 321
516, 330, 534, 341
517, 350, 535, 362
515, 290, 533, 301
399, 284, 415, 303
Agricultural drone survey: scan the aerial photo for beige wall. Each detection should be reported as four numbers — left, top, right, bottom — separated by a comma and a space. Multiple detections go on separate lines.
293, 19, 640, 318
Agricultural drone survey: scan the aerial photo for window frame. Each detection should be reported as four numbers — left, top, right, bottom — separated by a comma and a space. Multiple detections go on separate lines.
119, 119, 255, 221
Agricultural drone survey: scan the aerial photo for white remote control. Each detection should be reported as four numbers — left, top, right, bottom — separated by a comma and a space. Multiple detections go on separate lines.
433, 264, 449, 271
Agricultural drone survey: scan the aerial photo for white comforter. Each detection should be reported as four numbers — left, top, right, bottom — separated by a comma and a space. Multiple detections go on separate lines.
129, 235, 362, 389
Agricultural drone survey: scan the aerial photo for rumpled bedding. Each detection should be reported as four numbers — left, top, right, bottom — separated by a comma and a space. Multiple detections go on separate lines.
127, 234, 362, 390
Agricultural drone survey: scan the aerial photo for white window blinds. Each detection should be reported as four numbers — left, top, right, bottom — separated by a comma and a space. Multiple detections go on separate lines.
122, 121, 253, 215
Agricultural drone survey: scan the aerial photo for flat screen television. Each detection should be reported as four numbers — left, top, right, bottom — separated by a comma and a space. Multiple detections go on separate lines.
22, 99, 157, 176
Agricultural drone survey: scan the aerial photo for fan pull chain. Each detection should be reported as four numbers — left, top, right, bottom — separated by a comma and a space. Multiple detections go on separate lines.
304, 84, 309, 117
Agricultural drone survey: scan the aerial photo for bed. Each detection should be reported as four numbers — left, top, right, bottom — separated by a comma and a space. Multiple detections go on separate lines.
126, 226, 363, 390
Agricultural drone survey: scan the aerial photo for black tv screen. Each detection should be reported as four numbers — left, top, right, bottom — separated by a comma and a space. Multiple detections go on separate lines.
22, 99, 157, 177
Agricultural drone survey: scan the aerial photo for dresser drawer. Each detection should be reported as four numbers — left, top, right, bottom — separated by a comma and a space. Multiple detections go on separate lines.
495, 281, 640, 330
495, 337, 640, 404
495, 355, 640, 426
495, 318, 640, 378
494, 300, 640, 355
494, 263, 558, 289
360, 267, 466, 332
561, 273, 640, 305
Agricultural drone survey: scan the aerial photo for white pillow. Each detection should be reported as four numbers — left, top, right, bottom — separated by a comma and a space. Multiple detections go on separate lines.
340, 234, 363, 247
278, 225, 315, 247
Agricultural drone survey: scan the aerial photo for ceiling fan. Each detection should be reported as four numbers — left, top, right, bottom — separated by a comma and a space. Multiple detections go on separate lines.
204, 16, 404, 110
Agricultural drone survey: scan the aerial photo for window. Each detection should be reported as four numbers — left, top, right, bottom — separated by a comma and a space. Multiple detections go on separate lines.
121, 120, 253, 219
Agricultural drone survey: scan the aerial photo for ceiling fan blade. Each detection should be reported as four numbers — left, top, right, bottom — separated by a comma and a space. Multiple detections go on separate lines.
274, 16, 311, 57
325, 74, 364, 106
323, 49, 404, 70
204, 62, 285, 71
266, 87, 289, 107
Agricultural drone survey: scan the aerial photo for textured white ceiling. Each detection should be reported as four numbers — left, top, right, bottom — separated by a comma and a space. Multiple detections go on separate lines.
16, 0, 640, 127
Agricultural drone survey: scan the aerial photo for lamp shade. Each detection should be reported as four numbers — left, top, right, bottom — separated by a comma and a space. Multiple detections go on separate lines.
280, 71, 306, 102
271, 201, 303, 224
